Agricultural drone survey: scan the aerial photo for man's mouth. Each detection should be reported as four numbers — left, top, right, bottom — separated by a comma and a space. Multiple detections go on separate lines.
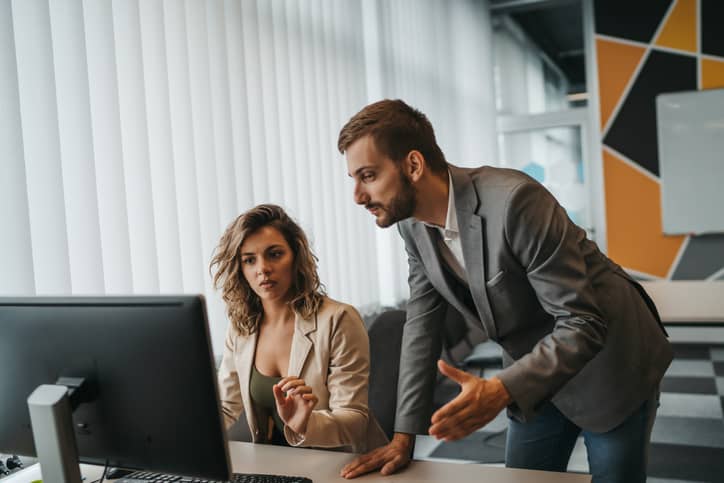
366, 205, 382, 215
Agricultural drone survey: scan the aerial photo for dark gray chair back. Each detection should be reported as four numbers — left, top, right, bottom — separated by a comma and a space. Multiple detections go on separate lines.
367, 310, 405, 441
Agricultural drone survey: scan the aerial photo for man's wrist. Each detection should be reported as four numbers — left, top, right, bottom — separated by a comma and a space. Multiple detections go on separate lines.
391, 432, 415, 453
489, 376, 513, 406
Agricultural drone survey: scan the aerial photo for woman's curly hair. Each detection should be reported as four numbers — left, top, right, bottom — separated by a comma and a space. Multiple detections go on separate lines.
209, 204, 325, 336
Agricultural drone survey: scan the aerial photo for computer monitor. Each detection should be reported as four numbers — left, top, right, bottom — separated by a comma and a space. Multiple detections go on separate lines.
0, 295, 231, 480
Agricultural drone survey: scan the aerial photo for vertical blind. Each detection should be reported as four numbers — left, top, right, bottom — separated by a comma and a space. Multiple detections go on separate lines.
0, 0, 495, 353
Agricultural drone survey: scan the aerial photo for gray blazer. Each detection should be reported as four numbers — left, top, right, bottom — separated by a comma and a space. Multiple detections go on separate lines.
395, 164, 672, 433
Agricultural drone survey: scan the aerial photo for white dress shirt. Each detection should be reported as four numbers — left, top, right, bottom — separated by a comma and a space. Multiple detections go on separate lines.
423, 173, 468, 284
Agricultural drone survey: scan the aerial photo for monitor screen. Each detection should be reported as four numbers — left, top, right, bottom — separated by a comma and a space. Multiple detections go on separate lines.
0, 295, 231, 480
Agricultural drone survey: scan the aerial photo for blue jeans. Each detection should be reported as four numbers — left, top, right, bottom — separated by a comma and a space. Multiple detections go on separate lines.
505, 393, 659, 483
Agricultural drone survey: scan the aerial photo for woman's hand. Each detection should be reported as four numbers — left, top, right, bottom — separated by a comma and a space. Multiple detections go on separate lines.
273, 376, 318, 435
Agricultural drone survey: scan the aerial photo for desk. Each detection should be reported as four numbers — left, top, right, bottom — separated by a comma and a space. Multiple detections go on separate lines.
2, 442, 590, 482
640, 280, 724, 324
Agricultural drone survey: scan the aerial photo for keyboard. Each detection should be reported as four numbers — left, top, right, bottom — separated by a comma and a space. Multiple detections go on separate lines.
117, 471, 312, 483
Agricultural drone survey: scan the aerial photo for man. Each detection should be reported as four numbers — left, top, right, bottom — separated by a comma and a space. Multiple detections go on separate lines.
337, 99, 672, 483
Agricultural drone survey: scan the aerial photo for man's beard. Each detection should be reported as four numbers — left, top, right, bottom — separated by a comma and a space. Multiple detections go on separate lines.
372, 171, 416, 228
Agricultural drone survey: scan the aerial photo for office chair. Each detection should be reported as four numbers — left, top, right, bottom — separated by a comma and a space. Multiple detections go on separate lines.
367, 309, 406, 441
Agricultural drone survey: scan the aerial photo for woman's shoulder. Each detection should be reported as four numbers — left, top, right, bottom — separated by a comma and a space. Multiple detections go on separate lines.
316, 296, 365, 326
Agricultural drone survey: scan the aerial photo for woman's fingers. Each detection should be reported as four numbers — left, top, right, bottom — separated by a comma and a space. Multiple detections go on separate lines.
288, 385, 312, 395
301, 393, 318, 405
272, 384, 288, 406
280, 378, 306, 393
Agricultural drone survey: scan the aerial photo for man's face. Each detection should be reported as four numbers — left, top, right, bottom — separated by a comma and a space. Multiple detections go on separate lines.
346, 135, 416, 228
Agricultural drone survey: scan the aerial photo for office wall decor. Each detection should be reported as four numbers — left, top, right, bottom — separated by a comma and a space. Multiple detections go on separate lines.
594, 0, 724, 279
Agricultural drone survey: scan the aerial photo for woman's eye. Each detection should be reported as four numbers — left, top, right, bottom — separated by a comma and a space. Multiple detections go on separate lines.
242, 258, 254, 265
362, 173, 374, 182
270, 251, 282, 259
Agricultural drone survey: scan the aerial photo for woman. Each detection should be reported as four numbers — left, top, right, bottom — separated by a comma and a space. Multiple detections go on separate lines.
211, 204, 387, 453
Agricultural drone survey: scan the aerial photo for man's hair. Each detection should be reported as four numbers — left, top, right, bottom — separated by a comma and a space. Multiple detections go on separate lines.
209, 204, 325, 336
337, 99, 447, 175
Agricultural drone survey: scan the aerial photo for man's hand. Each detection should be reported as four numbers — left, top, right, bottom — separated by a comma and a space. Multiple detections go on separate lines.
273, 376, 318, 435
429, 359, 512, 441
340, 432, 414, 479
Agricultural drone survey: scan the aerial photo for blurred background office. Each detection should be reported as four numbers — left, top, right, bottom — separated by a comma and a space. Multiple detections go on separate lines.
2, 0, 724, 481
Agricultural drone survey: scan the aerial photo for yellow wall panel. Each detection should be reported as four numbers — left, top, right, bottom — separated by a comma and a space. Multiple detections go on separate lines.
655, 0, 697, 53
596, 38, 646, 131
702, 58, 724, 89
603, 149, 685, 277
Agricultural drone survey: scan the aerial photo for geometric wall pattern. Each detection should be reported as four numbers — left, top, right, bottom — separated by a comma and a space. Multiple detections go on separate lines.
595, 0, 724, 279
602, 149, 685, 278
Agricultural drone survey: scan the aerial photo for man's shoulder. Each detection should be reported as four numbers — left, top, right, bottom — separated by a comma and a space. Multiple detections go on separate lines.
451, 164, 541, 209
454, 164, 535, 191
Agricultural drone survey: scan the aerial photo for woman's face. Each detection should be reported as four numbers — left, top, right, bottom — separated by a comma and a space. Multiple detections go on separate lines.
239, 225, 295, 305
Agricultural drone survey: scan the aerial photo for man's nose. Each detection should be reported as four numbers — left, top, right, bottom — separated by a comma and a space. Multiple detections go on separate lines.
353, 182, 369, 205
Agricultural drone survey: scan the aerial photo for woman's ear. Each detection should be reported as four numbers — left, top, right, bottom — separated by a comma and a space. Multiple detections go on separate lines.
405, 150, 425, 182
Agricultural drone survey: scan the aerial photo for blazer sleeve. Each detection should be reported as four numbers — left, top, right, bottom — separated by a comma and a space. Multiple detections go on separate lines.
217, 324, 244, 429
495, 181, 607, 421
284, 305, 371, 449
393, 225, 448, 435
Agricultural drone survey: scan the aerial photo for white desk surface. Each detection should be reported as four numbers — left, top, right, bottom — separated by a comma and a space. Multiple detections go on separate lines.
640, 280, 724, 323
3, 442, 590, 482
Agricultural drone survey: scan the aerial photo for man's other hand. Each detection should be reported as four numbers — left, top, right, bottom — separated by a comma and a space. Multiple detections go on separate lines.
429, 359, 511, 441
339, 432, 414, 479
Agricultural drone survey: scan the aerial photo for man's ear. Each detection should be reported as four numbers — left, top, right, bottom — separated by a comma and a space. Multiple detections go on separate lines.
405, 150, 425, 182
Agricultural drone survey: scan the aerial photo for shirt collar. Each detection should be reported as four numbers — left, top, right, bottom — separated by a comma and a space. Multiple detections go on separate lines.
443, 173, 459, 241
422, 171, 458, 241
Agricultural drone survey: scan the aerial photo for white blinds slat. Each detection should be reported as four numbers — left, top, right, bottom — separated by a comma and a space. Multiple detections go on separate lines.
84, 0, 133, 294
113, 0, 160, 293
139, 0, 183, 293
163, 0, 204, 294
240, 0, 268, 203
223, 0, 254, 214
206, 0, 237, 227
0, 0, 34, 295
13, 0, 71, 294
49, 0, 105, 295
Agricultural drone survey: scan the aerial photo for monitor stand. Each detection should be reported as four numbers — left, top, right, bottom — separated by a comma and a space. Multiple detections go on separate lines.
27, 383, 84, 483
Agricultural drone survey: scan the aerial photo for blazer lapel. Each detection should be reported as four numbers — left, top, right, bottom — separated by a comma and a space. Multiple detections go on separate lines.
412, 221, 479, 323
287, 313, 315, 377
236, 330, 259, 438
450, 166, 497, 339
237, 331, 257, 403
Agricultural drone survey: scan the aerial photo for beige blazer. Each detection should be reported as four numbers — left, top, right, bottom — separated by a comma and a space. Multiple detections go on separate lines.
217, 297, 388, 453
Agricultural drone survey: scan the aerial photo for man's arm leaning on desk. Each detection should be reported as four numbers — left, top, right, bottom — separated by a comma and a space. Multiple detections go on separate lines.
341, 235, 447, 478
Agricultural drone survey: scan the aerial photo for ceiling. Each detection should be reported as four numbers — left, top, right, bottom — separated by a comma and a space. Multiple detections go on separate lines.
491, 0, 586, 94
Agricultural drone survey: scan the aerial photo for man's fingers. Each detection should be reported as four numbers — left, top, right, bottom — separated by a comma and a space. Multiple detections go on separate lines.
431, 414, 486, 441
380, 454, 405, 476
430, 392, 471, 424
341, 452, 374, 474
340, 448, 393, 479
437, 359, 469, 385
341, 455, 380, 479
